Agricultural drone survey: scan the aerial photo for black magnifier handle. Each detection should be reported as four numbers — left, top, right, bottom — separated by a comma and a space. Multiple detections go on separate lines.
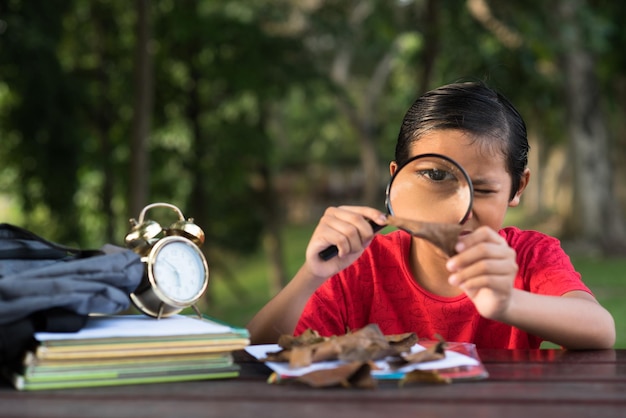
318, 219, 386, 261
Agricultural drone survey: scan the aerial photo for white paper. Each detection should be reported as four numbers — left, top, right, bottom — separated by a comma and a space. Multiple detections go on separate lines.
34, 315, 233, 341
245, 343, 479, 379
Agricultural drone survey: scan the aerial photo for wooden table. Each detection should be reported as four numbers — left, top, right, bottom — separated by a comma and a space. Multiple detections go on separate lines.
1, 348, 625, 418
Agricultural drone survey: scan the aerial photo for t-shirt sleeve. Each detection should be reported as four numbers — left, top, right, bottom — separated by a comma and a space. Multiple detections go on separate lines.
505, 228, 592, 296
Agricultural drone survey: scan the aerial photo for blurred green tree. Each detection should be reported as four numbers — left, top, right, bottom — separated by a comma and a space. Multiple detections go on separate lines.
0, 0, 624, 269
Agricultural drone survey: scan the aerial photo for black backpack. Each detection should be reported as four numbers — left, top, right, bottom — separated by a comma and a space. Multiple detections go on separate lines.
0, 223, 143, 366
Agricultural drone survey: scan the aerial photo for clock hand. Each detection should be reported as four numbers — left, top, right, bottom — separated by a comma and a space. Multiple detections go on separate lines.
161, 259, 182, 288
174, 269, 182, 288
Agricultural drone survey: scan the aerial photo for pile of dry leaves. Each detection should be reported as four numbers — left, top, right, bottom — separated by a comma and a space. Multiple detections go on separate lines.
261, 324, 450, 389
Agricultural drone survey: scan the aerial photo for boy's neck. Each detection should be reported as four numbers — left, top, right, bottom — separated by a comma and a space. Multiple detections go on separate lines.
409, 240, 464, 298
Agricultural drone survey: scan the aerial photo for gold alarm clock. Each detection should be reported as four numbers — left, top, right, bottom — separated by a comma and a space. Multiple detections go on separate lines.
125, 203, 209, 319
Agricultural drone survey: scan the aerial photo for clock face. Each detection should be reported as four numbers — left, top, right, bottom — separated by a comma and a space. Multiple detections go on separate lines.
150, 237, 208, 304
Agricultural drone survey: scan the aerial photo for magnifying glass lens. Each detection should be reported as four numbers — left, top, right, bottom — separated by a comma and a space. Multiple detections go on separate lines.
387, 155, 472, 224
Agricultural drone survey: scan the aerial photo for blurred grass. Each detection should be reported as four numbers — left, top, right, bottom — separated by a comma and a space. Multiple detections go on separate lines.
201, 224, 314, 329
568, 257, 626, 348
201, 224, 626, 348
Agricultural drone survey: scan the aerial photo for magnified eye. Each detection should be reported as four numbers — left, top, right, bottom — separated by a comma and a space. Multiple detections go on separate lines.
418, 168, 454, 182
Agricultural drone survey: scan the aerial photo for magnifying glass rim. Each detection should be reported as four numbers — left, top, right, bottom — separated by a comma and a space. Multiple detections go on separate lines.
384, 153, 474, 225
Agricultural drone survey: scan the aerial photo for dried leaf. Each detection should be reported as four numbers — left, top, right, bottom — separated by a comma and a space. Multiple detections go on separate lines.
273, 338, 343, 368
262, 349, 291, 363
289, 345, 314, 368
399, 369, 451, 386
384, 332, 419, 357
339, 345, 377, 362
401, 348, 445, 364
310, 339, 343, 363
404, 339, 446, 362
388, 339, 447, 369
336, 325, 389, 361
386, 332, 418, 347
278, 328, 326, 349
387, 216, 462, 257
295, 362, 376, 389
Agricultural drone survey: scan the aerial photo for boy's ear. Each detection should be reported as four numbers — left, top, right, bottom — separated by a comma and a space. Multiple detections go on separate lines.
509, 168, 531, 207
389, 161, 398, 176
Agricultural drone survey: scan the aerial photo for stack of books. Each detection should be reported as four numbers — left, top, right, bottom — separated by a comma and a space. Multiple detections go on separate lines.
6, 314, 249, 391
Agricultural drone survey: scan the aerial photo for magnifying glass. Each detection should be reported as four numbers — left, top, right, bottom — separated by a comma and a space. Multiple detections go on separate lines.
318, 153, 473, 260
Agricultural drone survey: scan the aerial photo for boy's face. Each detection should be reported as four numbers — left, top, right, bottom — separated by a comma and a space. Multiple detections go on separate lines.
390, 129, 527, 233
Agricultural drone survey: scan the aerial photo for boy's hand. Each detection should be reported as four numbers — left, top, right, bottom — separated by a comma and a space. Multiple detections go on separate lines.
446, 226, 518, 320
304, 206, 387, 281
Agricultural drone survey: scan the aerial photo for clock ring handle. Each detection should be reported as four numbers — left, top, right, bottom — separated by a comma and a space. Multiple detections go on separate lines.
136, 202, 186, 224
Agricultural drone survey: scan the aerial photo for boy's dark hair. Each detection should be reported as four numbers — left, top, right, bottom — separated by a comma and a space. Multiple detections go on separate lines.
395, 82, 529, 201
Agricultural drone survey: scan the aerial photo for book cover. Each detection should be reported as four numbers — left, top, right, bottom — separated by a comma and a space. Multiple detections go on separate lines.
12, 366, 240, 391
21, 352, 234, 380
23, 351, 232, 368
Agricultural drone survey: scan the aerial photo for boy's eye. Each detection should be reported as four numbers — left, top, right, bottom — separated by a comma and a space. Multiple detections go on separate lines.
418, 169, 453, 182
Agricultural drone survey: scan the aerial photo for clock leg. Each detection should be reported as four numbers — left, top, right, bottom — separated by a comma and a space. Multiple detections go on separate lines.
191, 304, 202, 319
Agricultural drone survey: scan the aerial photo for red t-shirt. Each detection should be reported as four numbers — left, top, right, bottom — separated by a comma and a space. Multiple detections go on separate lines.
295, 227, 591, 349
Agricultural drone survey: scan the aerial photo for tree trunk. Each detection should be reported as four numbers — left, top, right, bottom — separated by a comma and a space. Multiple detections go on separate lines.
329, 2, 392, 209
417, 0, 440, 94
260, 163, 289, 295
90, 3, 115, 243
558, 0, 626, 254
129, 0, 154, 219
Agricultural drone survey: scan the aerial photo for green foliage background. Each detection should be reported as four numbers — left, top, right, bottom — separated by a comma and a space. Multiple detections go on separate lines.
2, 0, 625, 248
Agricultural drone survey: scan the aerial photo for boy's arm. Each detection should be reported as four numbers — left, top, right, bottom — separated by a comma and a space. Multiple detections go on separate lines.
246, 206, 387, 344
246, 265, 322, 345
448, 226, 616, 349
500, 289, 615, 349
